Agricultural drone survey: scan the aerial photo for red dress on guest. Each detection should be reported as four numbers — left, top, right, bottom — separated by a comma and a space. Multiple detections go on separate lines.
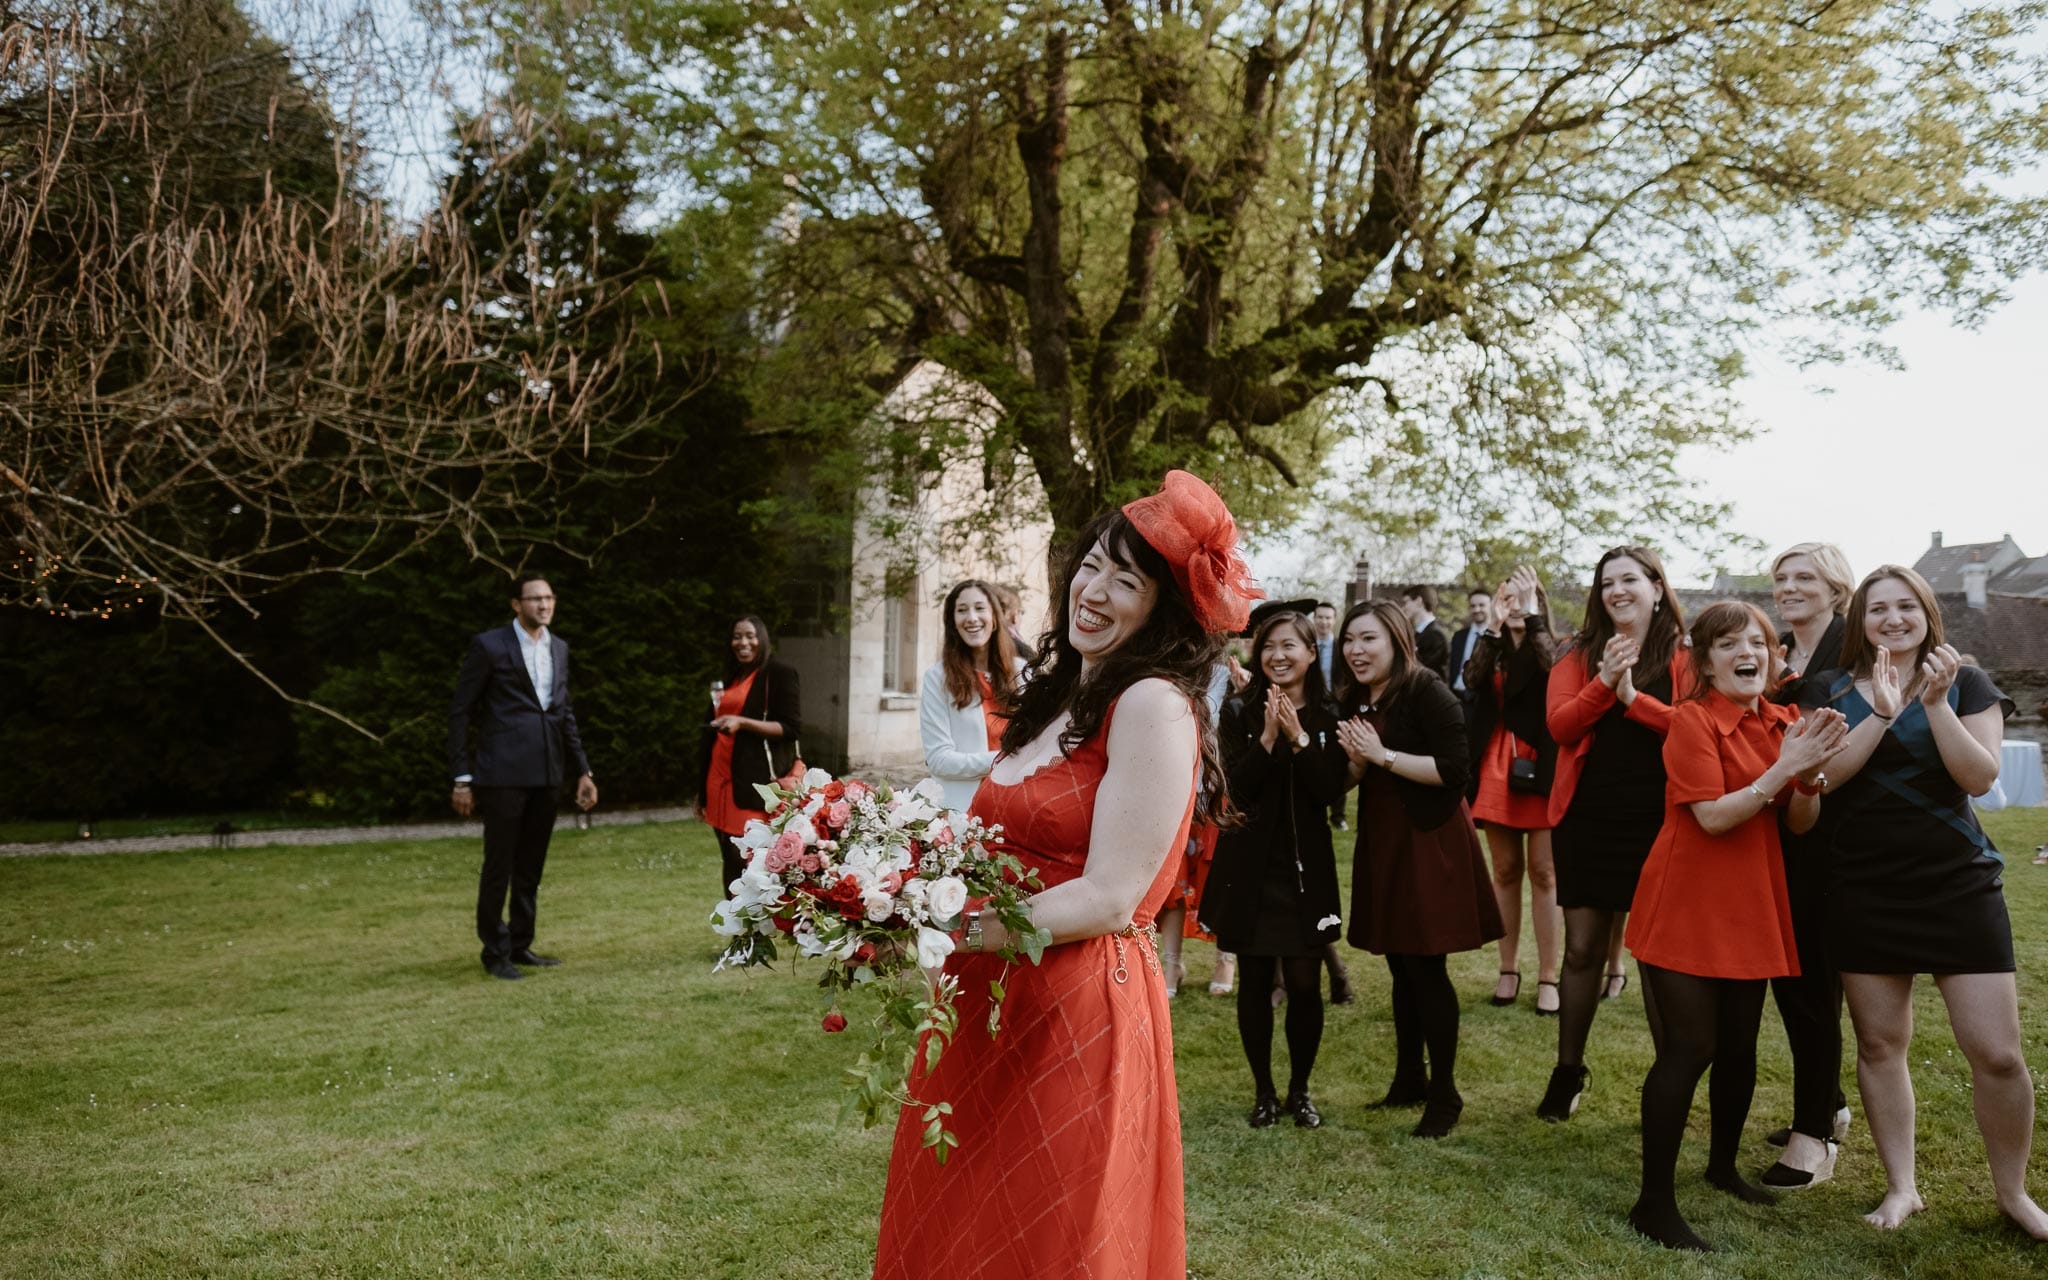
703, 672, 768, 837
1624, 693, 1801, 980
873, 701, 1191, 1280
1470, 672, 1552, 830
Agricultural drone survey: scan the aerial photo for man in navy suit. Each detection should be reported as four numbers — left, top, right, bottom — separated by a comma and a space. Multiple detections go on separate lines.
448, 572, 598, 980
1447, 587, 1492, 703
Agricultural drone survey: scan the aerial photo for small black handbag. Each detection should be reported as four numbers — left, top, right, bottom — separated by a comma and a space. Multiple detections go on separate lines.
1506, 737, 1545, 795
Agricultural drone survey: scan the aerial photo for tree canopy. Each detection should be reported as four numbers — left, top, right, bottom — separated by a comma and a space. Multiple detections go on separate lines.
533, 0, 2046, 556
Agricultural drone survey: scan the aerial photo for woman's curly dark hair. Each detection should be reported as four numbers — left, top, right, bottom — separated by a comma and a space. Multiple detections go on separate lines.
1000, 509, 1227, 826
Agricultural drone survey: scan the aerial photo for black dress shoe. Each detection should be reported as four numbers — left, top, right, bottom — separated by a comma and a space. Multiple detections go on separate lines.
485, 961, 524, 981
510, 949, 561, 967
1285, 1091, 1323, 1129
1248, 1093, 1283, 1128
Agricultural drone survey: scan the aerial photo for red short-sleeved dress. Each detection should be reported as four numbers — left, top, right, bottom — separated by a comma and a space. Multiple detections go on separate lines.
1625, 692, 1801, 981
873, 699, 1190, 1280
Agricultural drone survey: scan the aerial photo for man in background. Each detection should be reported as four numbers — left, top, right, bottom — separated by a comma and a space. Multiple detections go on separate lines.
1312, 601, 1345, 831
1401, 584, 1451, 682
1447, 587, 1492, 702
449, 572, 598, 981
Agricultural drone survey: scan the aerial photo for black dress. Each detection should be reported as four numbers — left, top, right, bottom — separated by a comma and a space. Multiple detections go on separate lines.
1552, 670, 1672, 912
1802, 666, 2016, 974
1200, 693, 1349, 957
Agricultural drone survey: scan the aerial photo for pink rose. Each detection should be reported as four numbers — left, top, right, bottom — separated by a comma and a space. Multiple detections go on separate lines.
824, 800, 852, 830
767, 830, 804, 871
798, 853, 823, 873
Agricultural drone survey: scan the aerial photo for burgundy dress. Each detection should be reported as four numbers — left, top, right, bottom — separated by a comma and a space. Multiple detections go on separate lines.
1348, 708, 1505, 957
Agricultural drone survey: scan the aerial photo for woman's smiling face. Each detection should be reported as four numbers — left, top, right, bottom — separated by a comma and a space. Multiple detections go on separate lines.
1861, 576, 1928, 660
1259, 623, 1312, 690
1600, 555, 1661, 630
1773, 554, 1832, 627
1341, 613, 1395, 689
1068, 538, 1159, 664
1706, 620, 1774, 704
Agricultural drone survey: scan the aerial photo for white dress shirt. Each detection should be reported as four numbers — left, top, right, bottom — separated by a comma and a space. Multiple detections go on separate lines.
517, 624, 553, 709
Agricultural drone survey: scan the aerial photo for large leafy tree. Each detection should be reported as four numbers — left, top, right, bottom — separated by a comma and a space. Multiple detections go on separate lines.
536, 0, 2045, 552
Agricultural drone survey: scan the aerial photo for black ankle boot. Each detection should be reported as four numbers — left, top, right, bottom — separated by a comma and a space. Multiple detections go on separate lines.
1412, 1089, 1463, 1139
1369, 1073, 1430, 1108
1535, 1063, 1588, 1122
1285, 1090, 1323, 1129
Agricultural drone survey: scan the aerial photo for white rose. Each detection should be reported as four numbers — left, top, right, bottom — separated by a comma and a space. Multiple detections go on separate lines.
910, 777, 947, 806
916, 926, 956, 969
863, 890, 894, 922
926, 876, 968, 922
802, 767, 834, 792
738, 819, 777, 850
786, 816, 818, 847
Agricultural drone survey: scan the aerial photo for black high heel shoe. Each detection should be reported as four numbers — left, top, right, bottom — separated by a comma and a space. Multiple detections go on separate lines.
1368, 1074, 1430, 1108
1248, 1093, 1282, 1128
1490, 971, 1521, 1007
1412, 1090, 1463, 1139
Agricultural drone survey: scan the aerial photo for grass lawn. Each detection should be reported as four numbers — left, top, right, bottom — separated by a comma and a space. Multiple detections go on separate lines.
4, 809, 2048, 1278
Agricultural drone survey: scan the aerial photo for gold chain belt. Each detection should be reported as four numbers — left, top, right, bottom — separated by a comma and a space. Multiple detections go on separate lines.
1110, 921, 1160, 985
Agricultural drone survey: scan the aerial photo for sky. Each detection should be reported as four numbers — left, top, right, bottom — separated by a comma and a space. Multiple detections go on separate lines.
1672, 274, 2048, 589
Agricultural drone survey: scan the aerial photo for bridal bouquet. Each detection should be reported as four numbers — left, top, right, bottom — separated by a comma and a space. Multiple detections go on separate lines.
709, 769, 1048, 1163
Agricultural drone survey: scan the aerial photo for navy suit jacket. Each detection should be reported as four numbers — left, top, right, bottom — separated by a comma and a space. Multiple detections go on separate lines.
448, 623, 592, 788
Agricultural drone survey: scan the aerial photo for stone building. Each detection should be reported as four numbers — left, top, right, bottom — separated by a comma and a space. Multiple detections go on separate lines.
775, 361, 1053, 776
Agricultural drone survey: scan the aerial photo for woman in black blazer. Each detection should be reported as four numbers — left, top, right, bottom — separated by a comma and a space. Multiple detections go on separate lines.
1200, 609, 1349, 1130
1462, 566, 1563, 1015
1337, 600, 1504, 1138
700, 615, 802, 895
1759, 542, 1855, 1188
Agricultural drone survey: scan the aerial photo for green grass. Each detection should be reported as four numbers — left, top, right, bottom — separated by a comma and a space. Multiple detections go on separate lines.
3, 811, 2047, 1278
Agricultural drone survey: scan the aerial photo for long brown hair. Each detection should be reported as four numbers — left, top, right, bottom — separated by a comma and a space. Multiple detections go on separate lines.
1332, 599, 1426, 715
1572, 545, 1684, 687
1001, 510, 1226, 825
1683, 601, 1781, 704
1838, 565, 1946, 683
940, 579, 1019, 710
1464, 580, 1556, 692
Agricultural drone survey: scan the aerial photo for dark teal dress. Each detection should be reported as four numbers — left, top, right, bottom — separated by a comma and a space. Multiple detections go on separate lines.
1802, 666, 2015, 974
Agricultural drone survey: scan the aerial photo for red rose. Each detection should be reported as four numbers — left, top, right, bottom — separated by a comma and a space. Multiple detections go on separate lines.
822, 1011, 848, 1033
822, 780, 847, 801
771, 915, 796, 934
853, 942, 876, 963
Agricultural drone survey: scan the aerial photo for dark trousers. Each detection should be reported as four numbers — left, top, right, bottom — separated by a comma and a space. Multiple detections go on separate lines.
1770, 851, 1845, 1138
475, 785, 558, 966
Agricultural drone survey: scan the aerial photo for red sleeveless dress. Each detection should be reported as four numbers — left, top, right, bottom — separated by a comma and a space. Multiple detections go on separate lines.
873, 704, 1191, 1280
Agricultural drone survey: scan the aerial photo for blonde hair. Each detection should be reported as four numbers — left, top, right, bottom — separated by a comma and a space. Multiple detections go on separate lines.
1770, 542, 1855, 617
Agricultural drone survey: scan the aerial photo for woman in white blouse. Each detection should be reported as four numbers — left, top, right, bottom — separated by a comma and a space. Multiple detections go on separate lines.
919, 579, 1027, 812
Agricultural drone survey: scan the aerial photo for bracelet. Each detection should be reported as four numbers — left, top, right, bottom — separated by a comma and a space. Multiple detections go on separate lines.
963, 909, 984, 953
1381, 748, 1397, 769
1747, 782, 1773, 807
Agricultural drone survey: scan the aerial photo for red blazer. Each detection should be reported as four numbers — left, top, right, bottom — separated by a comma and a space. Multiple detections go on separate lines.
1544, 644, 1696, 828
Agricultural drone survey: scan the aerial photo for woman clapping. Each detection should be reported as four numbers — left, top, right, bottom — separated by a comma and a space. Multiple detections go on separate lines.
1335, 601, 1504, 1139
1201, 608, 1349, 1129
1622, 603, 1848, 1251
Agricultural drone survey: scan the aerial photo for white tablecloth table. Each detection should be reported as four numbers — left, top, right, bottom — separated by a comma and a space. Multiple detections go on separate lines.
1976, 740, 2045, 812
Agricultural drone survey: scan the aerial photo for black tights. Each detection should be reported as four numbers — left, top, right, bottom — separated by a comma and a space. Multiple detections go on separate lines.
1770, 857, 1845, 1139
1556, 907, 1664, 1066
1386, 953, 1461, 1101
1633, 964, 1771, 1243
1235, 954, 1324, 1097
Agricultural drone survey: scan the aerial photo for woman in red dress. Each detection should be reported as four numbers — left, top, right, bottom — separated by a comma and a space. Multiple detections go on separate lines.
873, 471, 1256, 1280
1622, 602, 1847, 1251
1464, 565, 1563, 1015
700, 616, 801, 896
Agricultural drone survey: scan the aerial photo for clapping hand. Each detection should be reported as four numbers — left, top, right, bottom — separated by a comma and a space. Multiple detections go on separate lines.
1267, 687, 1305, 748
1337, 717, 1385, 769
1226, 653, 1252, 692
1489, 584, 1514, 632
1918, 643, 1963, 707
1597, 633, 1640, 691
1868, 648, 1906, 720
1505, 566, 1542, 616
1780, 708, 1848, 782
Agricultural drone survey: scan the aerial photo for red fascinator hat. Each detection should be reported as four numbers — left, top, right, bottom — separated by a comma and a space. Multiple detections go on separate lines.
1121, 470, 1261, 634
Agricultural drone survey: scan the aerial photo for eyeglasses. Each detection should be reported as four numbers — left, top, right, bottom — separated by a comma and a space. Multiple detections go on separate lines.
520, 595, 555, 604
